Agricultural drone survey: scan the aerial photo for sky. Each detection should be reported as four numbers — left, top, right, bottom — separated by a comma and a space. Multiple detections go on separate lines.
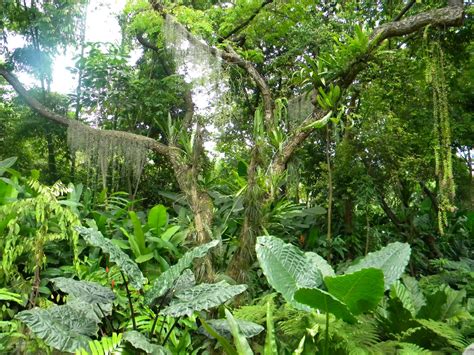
52, 0, 127, 93
5, 0, 127, 93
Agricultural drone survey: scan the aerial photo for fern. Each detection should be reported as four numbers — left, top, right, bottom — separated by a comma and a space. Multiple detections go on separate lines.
416, 319, 467, 350
233, 293, 277, 324
328, 317, 380, 354
0, 179, 80, 284
375, 341, 432, 354
75, 333, 123, 355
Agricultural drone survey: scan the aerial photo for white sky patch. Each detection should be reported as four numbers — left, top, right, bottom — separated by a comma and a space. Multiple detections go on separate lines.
50, 0, 126, 94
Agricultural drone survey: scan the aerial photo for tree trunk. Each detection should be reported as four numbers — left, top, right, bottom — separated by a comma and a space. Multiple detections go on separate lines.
227, 146, 262, 284
46, 131, 58, 183
169, 148, 215, 282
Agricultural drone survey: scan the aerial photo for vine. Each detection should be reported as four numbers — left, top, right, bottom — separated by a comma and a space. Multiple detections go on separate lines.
425, 41, 455, 234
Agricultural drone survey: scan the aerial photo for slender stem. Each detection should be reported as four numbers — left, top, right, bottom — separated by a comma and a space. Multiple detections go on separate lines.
121, 271, 137, 330
150, 311, 160, 339
324, 312, 330, 355
162, 318, 180, 346
158, 317, 167, 340
150, 285, 175, 338
365, 208, 370, 255
326, 125, 333, 262
97, 304, 114, 334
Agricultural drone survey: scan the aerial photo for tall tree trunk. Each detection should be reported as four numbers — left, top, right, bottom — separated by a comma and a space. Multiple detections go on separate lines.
170, 148, 215, 281
227, 146, 262, 283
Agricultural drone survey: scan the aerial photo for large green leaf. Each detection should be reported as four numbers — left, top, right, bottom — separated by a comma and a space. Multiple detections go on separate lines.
123, 330, 170, 354
346, 242, 411, 290
199, 319, 264, 339
148, 204, 168, 233
129, 211, 148, 255
417, 289, 447, 321
145, 240, 219, 305
324, 268, 384, 315
16, 304, 99, 352
390, 277, 427, 318
51, 277, 115, 305
306, 251, 335, 278
199, 318, 237, 355
294, 288, 357, 324
161, 282, 247, 317
0, 156, 17, 175
225, 309, 254, 355
76, 227, 146, 289
264, 301, 277, 355
256, 236, 322, 309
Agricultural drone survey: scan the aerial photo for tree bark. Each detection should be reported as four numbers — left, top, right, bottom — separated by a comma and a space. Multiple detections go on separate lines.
227, 145, 262, 283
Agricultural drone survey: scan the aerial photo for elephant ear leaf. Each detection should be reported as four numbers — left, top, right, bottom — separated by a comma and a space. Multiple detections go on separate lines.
306, 251, 335, 278
123, 330, 171, 354
199, 319, 264, 339
294, 288, 357, 324
15, 304, 99, 352
324, 268, 384, 315
51, 277, 115, 304
161, 281, 247, 317
346, 242, 411, 290
76, 226, 146, 289
145, 239, 219, 305
225, 309, 254, 355
256, 236, 322, 310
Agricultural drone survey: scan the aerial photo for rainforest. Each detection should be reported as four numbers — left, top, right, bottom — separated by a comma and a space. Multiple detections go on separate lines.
0, 0, 473, 354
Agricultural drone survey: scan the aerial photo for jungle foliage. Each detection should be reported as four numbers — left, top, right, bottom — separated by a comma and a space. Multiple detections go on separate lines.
0, 0, 473, 354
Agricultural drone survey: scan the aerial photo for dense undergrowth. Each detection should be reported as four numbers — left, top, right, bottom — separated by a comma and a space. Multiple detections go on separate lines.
0, 156, 472, 354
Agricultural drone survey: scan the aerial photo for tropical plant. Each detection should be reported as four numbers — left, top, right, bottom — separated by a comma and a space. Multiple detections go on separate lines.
15, 226, 247, 353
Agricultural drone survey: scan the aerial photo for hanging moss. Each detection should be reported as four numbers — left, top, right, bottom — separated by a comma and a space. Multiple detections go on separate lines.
67, 121, 149, 188
287, 92, 314, 125
426, 42, 455, 234
163, 15, 225, 114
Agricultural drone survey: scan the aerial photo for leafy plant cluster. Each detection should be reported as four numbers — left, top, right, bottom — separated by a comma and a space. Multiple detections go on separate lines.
0, 156, 472, 354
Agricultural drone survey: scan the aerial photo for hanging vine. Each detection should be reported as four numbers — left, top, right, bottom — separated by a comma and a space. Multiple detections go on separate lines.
425, 41, 455, 234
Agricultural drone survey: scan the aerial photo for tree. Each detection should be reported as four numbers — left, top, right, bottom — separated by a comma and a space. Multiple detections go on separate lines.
0, 0, 467, 284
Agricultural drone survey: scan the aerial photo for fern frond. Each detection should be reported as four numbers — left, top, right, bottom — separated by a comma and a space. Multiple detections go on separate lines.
375, 341, 432, 354
233, 293, 277, 324
330, 317, 380, 354
75, 333, 124, 355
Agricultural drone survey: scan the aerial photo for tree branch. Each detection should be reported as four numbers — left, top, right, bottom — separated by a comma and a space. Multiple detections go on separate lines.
136, 32, 161, 52
270, 3, 464, 174
219, 0, 273, 42
0, 68, 170, 156
372, 6, 464, 44
135, 32, 194, 127
393, 0, 416, 22
149, 7, 274, 128
219, 45, 273, 128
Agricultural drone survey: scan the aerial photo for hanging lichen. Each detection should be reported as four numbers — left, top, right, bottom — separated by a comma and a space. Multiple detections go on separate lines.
287, 92, 314, 125
67, 121, 149, 189
163, 15, 225, 114
426, 42, 455, 235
